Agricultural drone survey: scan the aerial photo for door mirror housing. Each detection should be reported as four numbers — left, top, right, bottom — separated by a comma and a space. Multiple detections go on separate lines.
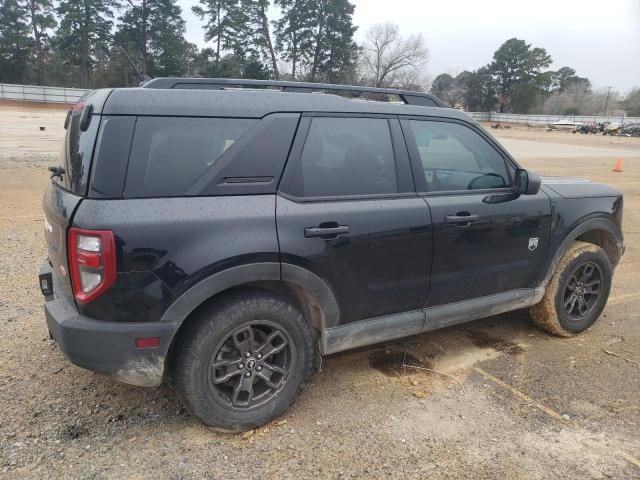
514, 169, 541, 195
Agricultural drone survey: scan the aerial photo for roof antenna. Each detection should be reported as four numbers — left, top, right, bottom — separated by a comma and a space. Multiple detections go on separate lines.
119, 46, 152, 86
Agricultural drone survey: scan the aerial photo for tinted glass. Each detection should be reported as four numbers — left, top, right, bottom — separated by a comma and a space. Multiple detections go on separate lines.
409, 120, 510, 192
56, 111, 100, 195
290, 117, 398, 197
126, 117, 256, 197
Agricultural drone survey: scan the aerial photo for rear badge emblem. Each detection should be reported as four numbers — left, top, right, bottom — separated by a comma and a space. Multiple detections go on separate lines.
528, 237, 539, 251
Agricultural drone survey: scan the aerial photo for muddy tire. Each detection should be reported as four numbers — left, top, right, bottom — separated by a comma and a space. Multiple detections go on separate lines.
531, 241, 612, 337
172, 289, 314, 431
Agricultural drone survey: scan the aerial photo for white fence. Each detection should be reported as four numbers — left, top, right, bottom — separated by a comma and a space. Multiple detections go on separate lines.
0, 83, 89, 104
1, 83, 639, 125
465, 111, 639, 126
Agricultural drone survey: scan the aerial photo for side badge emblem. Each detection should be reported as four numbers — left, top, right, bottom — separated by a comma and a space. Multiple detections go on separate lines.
528, 237, 539, 251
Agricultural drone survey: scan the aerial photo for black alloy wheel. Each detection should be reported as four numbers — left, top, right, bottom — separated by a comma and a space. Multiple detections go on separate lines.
208, 321, 293, 410
562, 261, 603, 322
172, 290, 314, 430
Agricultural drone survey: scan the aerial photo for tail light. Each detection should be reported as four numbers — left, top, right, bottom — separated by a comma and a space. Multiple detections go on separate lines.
68, 228, 116, 303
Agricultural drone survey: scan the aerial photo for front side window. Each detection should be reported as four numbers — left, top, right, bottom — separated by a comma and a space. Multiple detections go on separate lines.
408, 120, 510, 192
126, 117, 256, 197
289, 117, 398, 197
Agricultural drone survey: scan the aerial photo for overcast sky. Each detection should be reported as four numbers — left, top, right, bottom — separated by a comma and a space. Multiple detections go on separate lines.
180, 0, 640, 92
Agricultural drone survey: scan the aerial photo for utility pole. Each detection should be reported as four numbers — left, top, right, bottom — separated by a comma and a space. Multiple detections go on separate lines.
603, 86, 612, 116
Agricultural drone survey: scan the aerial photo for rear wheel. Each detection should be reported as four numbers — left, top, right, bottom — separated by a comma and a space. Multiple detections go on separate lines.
531, 241, 612, 336
172, 290, 314, 431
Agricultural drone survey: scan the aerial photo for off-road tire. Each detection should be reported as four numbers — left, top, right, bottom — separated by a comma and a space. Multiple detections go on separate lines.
531, 241, 612, 337
172, 289, 315, 431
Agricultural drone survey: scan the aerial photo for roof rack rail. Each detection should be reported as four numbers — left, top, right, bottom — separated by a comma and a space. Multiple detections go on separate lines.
141, 77, 448, 108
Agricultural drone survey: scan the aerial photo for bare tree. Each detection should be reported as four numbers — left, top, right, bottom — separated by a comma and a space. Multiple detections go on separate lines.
539, 85, 622, 116
360, 22, 428, 88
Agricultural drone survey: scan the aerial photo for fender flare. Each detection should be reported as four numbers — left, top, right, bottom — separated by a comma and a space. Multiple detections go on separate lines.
281, 263, 340, 329
160, 263, 280, 323
159, 262, 340, 330
543, 217, 623, 285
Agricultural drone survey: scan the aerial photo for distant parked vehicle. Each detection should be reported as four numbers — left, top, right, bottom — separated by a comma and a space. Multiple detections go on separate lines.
577, 122, 598, 134
548, 119, 582, 131
602, 122, 622, 135
618, 122, 640, 137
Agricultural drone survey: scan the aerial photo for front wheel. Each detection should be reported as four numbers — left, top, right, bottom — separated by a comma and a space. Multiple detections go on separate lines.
172, 290, 314, 431
531, 241, 612, 337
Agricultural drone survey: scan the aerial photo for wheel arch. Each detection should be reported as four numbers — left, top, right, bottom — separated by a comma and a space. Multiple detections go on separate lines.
544, 217, 623, 285
160, 262, 340, 364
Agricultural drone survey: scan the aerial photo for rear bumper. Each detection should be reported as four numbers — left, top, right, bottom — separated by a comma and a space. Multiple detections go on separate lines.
42, 262, 179, 387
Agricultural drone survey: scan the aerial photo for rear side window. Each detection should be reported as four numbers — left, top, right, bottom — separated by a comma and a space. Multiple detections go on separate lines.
408, 120, 510, 192
56, 110, 100, 195
126, 117, 256, 197
290, 117, 398, 197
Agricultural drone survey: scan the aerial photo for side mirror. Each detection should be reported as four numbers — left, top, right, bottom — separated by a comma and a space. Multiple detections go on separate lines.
514, 169, 541, 195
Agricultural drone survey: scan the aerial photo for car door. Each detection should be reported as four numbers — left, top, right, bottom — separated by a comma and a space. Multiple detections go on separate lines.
401, 117, 552, 307
277, 114, 433, 325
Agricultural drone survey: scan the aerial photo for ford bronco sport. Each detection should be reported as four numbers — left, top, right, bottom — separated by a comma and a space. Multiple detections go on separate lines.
40, 78, 624, 431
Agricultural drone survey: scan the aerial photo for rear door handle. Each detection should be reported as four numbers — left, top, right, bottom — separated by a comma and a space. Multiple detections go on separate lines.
445, 214, 480, 226
304, 225, 349, 239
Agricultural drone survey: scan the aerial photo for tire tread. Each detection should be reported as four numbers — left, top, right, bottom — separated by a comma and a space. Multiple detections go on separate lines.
171, 289, 315, 431
531, 241, 610, 337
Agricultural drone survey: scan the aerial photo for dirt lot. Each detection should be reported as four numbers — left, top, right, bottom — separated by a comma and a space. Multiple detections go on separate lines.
1, 107, 639, 479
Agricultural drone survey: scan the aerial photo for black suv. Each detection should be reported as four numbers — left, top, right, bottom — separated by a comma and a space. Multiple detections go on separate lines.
41, 79, 624, 431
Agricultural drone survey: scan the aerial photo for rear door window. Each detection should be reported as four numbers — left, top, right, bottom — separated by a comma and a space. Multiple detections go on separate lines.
125, 117, 256, 197
289, 117, 398, 197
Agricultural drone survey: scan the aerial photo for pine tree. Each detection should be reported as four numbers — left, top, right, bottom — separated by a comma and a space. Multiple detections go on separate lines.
23, 0, 56, 84
274, 0, 313, 80
116, 0, 191, 78
238, 0, 278, 78
274, 0, 356, 82
316, 0, 358, 83
192, 0, 243, 67
55, 0, 119, 87
488, 38, 551, 113
0, 0, 33, 83
307, 0, 357, 83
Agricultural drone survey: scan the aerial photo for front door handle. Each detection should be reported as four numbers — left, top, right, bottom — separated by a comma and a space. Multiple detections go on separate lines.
304, 225, 349, 239
445, 214, 480, 226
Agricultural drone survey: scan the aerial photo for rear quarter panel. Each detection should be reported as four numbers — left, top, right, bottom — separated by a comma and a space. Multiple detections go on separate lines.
71, 195, 279, 322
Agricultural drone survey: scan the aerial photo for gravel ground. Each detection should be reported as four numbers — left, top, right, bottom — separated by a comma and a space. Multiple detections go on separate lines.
1, 107, 639, 479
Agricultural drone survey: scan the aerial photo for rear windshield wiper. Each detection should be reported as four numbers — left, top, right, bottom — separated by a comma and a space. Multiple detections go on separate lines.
48, 166, 65, 180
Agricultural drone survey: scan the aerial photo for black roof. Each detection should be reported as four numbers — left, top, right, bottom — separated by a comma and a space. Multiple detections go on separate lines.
142, 77, 447, 108
96, 79, 472, 122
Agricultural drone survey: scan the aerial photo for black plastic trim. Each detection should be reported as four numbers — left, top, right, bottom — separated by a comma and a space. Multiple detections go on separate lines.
45, 290, 179, 387
322, 288, 544, 355
323, 310, 424, 354
159, 263, 281, 323
281, 263, 341, 329
543, 217, 624, 283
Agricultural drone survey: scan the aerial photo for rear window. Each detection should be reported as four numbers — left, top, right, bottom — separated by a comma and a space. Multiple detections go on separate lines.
55, 111, 100, 195
289, 117, 398, 197
125, 117, 256, 197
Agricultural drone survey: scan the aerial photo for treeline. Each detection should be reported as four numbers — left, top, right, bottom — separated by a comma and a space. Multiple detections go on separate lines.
1, 0, 421, 89
430, 38, 640, 116
1, 2, 638, 115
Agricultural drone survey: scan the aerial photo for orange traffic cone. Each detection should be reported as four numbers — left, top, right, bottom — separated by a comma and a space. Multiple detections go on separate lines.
613, 158, 623, 172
